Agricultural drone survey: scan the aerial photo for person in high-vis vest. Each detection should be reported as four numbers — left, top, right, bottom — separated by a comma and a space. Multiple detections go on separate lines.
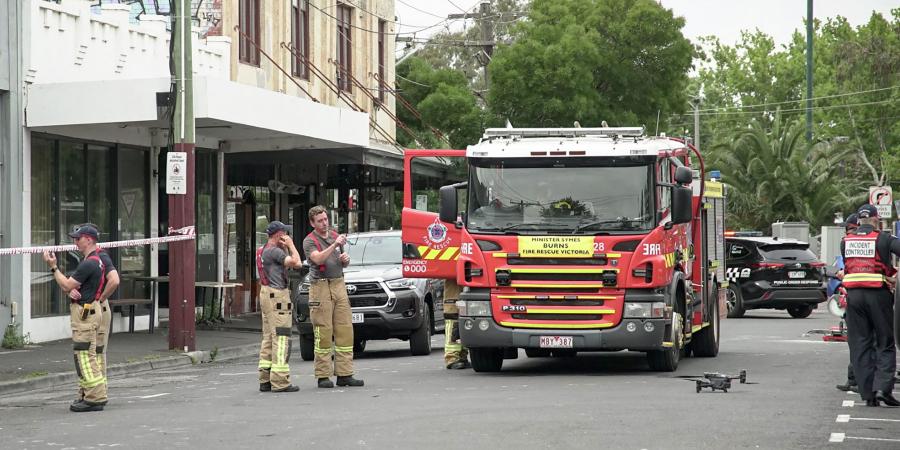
835, 214, 859, 393
66, 224, 120, 406
841, 204, 900, 407
257, 221, 302, 393
443, 279, 470, 369
42, 224, 108, 412
303, 205, 364, 388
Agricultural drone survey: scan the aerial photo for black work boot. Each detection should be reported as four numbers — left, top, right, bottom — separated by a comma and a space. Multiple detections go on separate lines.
336, 376, 364, 387
318, 378, 334, 389
259, 382, 272, 392
447, 360, 472, 370
70, 400, 104, 412
875, 391, 900, 407
835, 382, 858, 392
273, 384, 300, 393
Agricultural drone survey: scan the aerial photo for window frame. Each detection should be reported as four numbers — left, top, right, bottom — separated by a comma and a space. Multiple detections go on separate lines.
291, 0, 310, 79
336, 3, 353, 93
239, 0, 261, 66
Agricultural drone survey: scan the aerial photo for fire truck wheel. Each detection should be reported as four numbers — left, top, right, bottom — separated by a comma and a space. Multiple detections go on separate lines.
410, 303, 433, 356
691, 290, 720, 357
299, 334, 315, 361
726, 285, 745, 318
647, 311, 683, 372
470, 348, 504, 372
525, 349, 551, 358
787, 304, 814, 319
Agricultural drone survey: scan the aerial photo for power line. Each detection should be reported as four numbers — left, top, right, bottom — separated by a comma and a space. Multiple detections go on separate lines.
694, 85, 900, 113
307, 1, 454, 36
397, 74, 433, 88
693, 98, 897, 116
396, 0, 446, 19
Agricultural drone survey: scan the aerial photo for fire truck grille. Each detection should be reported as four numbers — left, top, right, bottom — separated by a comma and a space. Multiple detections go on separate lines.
510, 273, 606, 281
512, 314, 604, 321
509, 299, 605, 307
507, 258, 606, 266
515, 287, 600, 294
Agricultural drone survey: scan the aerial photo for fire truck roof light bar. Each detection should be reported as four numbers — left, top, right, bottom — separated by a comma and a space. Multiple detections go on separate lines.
483, 127, 646, 139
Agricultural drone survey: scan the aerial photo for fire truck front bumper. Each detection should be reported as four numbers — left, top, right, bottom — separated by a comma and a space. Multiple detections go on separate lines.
458, 317, 670, 351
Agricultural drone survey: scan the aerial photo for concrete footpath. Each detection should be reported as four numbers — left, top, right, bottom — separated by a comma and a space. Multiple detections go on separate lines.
0, 313, 265, 396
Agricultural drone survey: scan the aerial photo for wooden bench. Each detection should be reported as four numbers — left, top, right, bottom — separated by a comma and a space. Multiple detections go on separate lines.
108, 298, 154, 334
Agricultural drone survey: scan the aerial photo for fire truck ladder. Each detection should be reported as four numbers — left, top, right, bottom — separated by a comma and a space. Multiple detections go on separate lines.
483, 127, 646, 140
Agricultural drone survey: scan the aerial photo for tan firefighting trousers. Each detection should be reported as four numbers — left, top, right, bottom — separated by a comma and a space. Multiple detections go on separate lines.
78, 299, 109, 401
70, 301, 107, 403
443, 280, 468, 366
258, 286, 293, 390
309, 278, 354, 378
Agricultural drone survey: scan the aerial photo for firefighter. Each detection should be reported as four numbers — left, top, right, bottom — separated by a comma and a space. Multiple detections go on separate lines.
443, 278, 470, 369
257, 221, 302, 393
42, 224, 108, 412
835, 213, 857, 393
303, 206, 364, 388
841, 204, 900, 407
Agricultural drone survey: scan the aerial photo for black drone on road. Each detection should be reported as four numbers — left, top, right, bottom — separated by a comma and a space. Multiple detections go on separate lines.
676, 370, 749, 393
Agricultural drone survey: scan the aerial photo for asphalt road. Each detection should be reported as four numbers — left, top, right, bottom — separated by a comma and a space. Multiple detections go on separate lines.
2, 308, 898, 449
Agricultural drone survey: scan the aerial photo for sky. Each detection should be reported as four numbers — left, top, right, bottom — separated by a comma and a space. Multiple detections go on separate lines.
394, 0, 897, 47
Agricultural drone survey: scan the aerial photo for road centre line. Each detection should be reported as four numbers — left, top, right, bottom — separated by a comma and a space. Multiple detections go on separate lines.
836, 414, 900, 423
138, 393, 171, 399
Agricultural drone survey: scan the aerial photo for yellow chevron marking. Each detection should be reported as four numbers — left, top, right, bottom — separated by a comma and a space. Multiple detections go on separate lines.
499, 321, 615, 329
417, 246, 429, 257
526, 309, 616, 315
423, 248, 441, 260
439, 247, 459, 261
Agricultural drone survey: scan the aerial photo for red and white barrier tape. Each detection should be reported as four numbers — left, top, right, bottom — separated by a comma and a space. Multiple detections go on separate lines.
0, 226, 196, 256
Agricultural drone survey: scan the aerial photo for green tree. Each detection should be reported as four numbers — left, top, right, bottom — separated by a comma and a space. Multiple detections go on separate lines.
712, 115, 862, 231
395, 56, 492, 149
488, 0, 694, 128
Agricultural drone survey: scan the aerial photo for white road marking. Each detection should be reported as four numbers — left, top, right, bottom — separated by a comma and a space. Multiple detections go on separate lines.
845, 417, 900, 423
836, 414, 850, 423
829, 433, 845, 443
841, 400, 855, 407
846, 436, 900, 443
138, 393, 171, 399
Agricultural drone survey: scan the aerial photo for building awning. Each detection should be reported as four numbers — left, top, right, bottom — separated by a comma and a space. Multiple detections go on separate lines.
25, 76, 371, 151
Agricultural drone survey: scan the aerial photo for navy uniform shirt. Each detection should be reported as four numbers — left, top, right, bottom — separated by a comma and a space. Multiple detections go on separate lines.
71, 250, 105, 304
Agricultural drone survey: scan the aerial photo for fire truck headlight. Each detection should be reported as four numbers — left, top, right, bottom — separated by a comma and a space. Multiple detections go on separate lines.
624, 302, 667, 319
458, 300, 492, 317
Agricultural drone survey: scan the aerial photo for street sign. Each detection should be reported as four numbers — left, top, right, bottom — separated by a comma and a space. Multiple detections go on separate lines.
416, 194, 428, 211
868, 186, 892, 218
166, 152, 187, 194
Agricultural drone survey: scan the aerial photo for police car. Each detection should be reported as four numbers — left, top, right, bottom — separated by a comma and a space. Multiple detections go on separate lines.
725, 236, 827, 318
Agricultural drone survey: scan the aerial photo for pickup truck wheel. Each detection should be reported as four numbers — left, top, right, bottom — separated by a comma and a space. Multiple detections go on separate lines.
353, 339, 366, 356
299, 334, 315, 362
470, 348, 504, 372
525, 348, 551, 358
409, 303, 433, 356
787, 304, 814, 318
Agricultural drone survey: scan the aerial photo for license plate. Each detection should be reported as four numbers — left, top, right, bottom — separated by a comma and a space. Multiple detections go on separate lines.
539, 336, 573, 348
788, 271, 805, 279
351, 313, 364, 324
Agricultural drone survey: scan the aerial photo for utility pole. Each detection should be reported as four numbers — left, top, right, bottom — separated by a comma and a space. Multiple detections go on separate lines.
168, 0, 196, 351
693, 99, 701, 153
805, 0, 813, 141
447, 1, 522, 91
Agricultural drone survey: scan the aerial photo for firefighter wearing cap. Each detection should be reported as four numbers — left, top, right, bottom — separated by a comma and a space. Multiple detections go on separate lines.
66, 224, 120, 405
42, 224, 108, 412
443, 279, 470, 369
841, 204, 900, 407
257, 220, 302, 393
303, 205, 364, 388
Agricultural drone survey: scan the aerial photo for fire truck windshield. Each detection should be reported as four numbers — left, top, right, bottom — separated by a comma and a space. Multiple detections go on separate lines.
466, 157, 655, 235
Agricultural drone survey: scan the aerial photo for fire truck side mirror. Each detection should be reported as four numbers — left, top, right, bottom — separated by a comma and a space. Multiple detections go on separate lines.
439, 185, 458, 224
674, 166, 693, 185
671, 186, 693, 224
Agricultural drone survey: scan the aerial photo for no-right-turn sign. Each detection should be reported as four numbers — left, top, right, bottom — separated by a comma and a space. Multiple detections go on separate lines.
868, 185, 892, 218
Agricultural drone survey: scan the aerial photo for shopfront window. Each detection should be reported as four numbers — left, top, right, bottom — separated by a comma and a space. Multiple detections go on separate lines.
196, 150, 218, 281
29, 135, 150, 317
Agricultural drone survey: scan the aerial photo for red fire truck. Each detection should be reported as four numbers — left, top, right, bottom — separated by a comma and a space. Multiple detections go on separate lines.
401, 127, 727, 372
